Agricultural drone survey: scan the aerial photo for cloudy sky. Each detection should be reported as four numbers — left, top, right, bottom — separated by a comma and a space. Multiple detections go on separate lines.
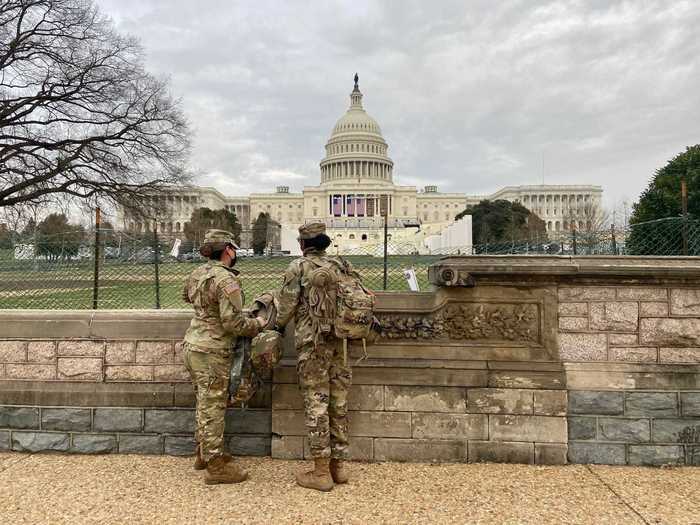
97, 0, 700, 212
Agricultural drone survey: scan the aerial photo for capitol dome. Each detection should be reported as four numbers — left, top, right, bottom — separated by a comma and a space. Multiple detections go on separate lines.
320, 74, 394, 186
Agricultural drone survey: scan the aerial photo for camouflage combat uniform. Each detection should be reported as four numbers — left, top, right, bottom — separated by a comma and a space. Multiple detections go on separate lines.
182, 256, 261, 462
277, 239, 352, 461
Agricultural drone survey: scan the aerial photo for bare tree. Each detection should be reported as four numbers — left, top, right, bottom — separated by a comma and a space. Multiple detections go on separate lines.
0, 0, 190, 213
564, 201, 609, 233
581, 201, 609, 232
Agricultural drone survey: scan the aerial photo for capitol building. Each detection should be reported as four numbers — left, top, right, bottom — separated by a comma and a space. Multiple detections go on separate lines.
120, 76, 602, 252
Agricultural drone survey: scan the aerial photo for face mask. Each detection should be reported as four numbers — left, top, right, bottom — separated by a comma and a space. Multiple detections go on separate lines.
227, 246, 238, 268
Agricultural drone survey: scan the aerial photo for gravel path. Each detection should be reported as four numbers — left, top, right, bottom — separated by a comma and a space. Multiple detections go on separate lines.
0, 452, 698, 524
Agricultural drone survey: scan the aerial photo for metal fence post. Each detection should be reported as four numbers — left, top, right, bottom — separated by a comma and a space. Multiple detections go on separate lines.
572, 227, 578, 255
383, 212, 388, 290
92, 207, 101, 309
611, 224, 617, 255
153, 227, 161, 309
682, 177, 689, 255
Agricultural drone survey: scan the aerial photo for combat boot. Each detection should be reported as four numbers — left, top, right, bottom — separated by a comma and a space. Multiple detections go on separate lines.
194, 444, 206, 471
204, 454, 248, 485
329, 459, 349, 484
296, 458, 334, 492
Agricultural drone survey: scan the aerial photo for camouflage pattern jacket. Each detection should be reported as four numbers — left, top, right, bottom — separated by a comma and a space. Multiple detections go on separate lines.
182, 261, 260, 352
277, 247, 350, 349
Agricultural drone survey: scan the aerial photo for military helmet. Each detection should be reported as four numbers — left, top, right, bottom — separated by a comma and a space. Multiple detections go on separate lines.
199, 228, 239, 257
250, 291, 278, 331
250, 330, 283, 374
298, 222, 326, 240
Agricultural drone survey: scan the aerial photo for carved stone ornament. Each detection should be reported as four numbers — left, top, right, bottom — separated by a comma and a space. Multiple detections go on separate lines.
378, 302, 539, 343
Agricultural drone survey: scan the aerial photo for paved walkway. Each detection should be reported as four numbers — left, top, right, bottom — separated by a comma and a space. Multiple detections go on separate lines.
0, 452, 698, 524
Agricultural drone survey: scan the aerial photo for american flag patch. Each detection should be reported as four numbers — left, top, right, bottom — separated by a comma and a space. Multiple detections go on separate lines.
224, 282, 240, 295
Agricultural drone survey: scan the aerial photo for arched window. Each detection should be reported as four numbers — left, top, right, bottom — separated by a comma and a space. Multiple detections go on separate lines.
349, 234, 355, 240
361, 234, 367, 241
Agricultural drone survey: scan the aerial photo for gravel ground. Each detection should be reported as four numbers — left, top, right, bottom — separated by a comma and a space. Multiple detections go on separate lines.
0, 452, 698, 524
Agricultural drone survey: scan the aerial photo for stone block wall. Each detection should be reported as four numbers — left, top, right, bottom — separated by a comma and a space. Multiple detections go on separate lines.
0, 339, 191, 382
270, 283, 569, 464
1, 257, 700, 466
567, 390, 699, 466
0, 311, 272, 457
0, 405, 270, 456
558, 284, 700, 466
271, 374, 567, 464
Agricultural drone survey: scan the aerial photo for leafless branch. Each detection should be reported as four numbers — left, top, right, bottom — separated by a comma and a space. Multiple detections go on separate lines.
0, 0, 191, 214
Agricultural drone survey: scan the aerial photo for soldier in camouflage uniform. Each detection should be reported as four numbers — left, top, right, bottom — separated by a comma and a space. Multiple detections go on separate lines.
182, 229, 266, 485
276, 223, 352, 492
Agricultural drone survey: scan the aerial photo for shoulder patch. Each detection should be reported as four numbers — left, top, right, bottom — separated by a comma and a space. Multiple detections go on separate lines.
224, 281, 240, 296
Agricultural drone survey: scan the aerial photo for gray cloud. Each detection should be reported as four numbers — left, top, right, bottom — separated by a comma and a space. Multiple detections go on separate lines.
97, 0, 700, 211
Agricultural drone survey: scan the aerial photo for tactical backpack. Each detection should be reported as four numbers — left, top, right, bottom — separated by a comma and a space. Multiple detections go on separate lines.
305, 256, 376, 363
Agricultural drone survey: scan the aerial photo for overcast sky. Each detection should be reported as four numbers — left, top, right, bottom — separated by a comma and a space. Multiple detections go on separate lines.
97, 0, 700, 212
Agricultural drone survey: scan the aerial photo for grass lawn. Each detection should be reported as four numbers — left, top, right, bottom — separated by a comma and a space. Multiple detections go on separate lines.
0, 255, 438, 309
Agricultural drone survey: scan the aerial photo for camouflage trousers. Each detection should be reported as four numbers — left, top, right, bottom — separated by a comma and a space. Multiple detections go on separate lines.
183, 342, 232, 462
297, 338, 352, 459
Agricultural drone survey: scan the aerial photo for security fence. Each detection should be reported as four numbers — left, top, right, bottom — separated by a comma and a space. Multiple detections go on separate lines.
0, 216, 698, 309
0, 228, 441, 309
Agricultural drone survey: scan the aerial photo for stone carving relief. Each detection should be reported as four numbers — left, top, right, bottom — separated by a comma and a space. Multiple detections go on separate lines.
378, 302, 539, 343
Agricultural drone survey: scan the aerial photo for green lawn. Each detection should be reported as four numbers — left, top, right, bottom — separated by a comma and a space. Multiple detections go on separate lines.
0, 255, 438, 309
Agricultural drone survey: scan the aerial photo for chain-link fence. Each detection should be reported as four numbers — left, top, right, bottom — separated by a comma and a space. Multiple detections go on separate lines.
468, 217, 700, 256
0, 228, 442, 309
0, 216, 698, 309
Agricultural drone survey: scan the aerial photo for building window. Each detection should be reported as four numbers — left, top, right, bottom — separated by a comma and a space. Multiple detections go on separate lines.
349, 234, 355, 240
361, 234, 367, 241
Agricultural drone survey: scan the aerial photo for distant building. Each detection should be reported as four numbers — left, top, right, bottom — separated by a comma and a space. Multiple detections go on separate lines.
118, 76, 602, 250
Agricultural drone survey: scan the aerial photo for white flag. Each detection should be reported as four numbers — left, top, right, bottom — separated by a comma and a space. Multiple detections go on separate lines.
170, 238, 182, 257
403, 268, 420, 292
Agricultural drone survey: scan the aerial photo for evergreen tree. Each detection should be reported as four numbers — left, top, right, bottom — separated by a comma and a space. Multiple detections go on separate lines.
456, 200, 547, 251
252, 212, 271, 255
184, 207, 241, 246
628, 145, 700, 255
36, 213, 85, 261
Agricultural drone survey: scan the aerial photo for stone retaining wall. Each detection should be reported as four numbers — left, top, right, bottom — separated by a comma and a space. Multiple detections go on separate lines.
1, 256, 699, 466
557, 283, 700, 465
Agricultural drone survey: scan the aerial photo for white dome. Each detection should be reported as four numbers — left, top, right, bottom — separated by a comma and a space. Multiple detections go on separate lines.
320, 75, 394, 187
331, 108, 383, 137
